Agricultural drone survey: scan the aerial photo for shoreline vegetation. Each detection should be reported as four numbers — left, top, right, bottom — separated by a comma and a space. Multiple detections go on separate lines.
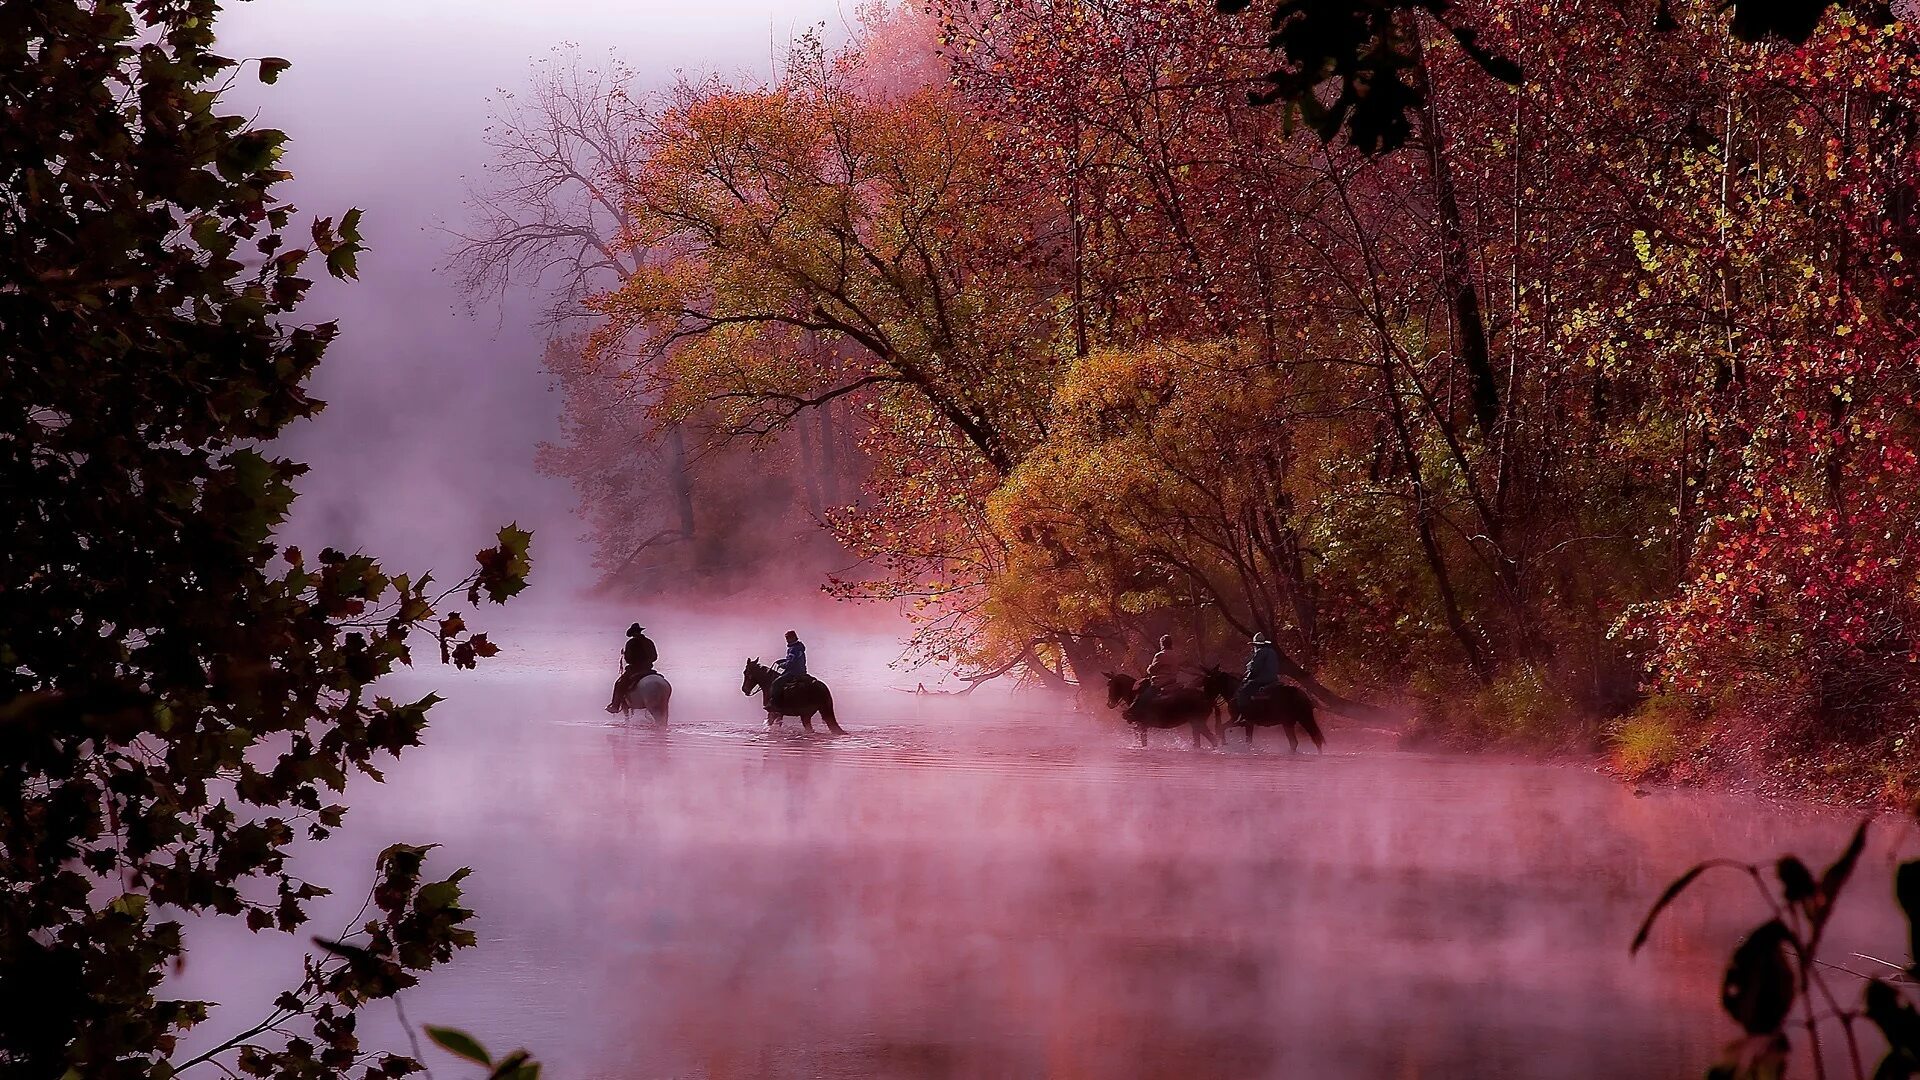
1400, 684, 1920, 810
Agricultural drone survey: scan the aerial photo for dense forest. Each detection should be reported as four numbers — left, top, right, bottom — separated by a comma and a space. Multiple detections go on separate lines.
461, 0, 1920, 797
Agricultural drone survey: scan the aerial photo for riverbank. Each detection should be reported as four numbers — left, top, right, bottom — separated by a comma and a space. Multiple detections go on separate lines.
1603, 709, 1920, 811
1399, 688, 1919, 812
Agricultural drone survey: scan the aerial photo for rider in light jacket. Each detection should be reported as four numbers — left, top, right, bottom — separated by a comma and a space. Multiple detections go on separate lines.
1134, 633, 1179, 707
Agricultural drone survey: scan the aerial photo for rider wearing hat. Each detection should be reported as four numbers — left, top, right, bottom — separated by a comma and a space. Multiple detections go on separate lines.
1235, 630, 1281, 716
606, 622, 659, 713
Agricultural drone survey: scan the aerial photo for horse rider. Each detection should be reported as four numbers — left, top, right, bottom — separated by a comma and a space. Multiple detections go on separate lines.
606, 622, 658, 713
769, 629, 807, 706
1135, 633, 1180, 707
1235, 630, 1281, 718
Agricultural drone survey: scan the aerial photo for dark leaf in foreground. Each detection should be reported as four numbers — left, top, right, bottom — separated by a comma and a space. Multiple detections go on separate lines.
1722, 920, 1796, 1035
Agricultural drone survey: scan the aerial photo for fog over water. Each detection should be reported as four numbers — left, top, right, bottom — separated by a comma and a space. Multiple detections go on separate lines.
215, 1, 846, 582
171, 610, 1919, 1079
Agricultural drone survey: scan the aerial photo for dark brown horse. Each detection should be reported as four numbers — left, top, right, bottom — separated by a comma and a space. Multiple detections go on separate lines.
1227, 680, 1324, 752
742, 658, 845, 734
1101, 668, 1235, 748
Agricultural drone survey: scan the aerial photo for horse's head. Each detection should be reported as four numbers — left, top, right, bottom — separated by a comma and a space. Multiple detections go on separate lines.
1199, 665, 1238, 701
742, 658, 764, 696
1101, 671, 1138, 710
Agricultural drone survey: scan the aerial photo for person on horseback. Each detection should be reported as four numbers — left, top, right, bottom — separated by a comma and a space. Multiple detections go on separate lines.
1134, 634, 1180, 708
769, 629, 807, 708
605, 622, 658, 713
1235, 630, 1280, 717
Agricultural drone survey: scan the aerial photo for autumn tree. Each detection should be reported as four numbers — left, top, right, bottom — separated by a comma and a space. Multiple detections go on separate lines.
454, 51, 874, 595
581, 23, 1087, 673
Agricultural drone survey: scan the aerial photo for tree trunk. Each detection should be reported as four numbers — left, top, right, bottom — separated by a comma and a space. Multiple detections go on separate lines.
1059, 633, 1112, 699
796, 414, 824, 517
1384, 359, 1494, 682
667, 425, 695, 538
1409, 17, 1501, 437
818, 400, 840, 506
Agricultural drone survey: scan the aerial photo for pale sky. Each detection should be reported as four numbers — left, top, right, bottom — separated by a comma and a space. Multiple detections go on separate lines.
213, 1, 849, 590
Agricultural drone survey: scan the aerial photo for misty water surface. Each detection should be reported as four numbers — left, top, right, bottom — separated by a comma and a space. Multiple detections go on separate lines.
171, 611, 1920, 1079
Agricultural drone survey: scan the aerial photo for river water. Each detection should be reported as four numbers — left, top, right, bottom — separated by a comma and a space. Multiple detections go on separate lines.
172, 614, 1919, 1079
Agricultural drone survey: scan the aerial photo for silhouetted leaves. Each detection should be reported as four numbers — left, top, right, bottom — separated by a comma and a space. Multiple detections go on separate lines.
1214, 0, 1518, 152
1643, 821, 1920, 1080
1813, 820, 1869, 937
1899, 860, 1920, 979
0, 0, 530, 1072
1867, 979, 1920, 1079
1709, 1034, 1790, 1080
1777, 856, 1817, 904
1723, 920, 1796, 1035
1725, 0, 1836, 42
1633, 861, 1730, 953
1219, 0, 1848, 153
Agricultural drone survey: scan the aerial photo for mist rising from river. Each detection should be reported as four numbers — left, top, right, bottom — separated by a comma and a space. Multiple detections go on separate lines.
170, 609, 1919, 1078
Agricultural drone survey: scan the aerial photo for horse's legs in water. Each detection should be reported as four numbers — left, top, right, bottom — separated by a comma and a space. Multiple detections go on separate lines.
1134, 724, 1148, 748
1283, 721, 1300, 754
1190, 717, 1219, 749
1244, 722, 1255, 747
798, 712, 815, 732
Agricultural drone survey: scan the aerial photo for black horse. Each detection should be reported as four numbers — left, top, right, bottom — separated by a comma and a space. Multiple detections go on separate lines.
742, 658, 845, 734
1101, 667, 1236, 747
1226, 679, 1325, 752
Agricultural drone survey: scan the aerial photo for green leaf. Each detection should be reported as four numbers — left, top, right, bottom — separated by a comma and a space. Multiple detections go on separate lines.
470, 524, 534, 605
425, 1026, 491, 1066
486, 1050, 536, 1079
327, 246, 360, 281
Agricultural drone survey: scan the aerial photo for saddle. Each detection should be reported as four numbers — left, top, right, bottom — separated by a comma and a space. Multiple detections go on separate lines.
768, 673, 820, 706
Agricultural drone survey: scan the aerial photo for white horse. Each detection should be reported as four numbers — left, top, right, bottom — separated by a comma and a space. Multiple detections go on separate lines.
612, 672, 672, 724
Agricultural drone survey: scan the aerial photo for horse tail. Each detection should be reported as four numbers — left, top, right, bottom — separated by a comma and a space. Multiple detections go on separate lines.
819, 687, 846, 734
1291, 690, 1325, 751
654, 679, 670, 724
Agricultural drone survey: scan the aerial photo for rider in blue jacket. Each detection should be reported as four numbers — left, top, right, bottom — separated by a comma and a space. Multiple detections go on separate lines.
771, 629, 807, 702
